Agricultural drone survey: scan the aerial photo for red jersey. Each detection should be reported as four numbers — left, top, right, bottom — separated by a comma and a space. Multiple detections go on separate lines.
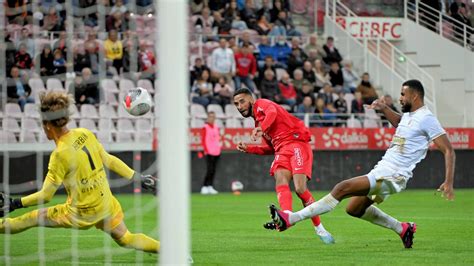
246, 99, 310, 154
234, 52, 257, 77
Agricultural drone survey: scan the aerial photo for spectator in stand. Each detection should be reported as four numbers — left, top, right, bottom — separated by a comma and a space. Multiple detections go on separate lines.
328, 61, 343, 93
334, 91, 348, 126
195, 7, 215, 40
323, 36, 343, 65
304, 34, 326, 59
212, 11, 232, 35
224, 0, 248, 30
200, 111, 222, 195
241, 0, 258, 30
296, 80, 315, 105
256, 36, 276, 65
15, 43, 33, 70
234, 45, 257, 91
380, 94, 400, 127
270, 0, 285, 22
106, 12, 124, 32
278, 72, 297, 107
122, 37, 140, 75
314, 97, 335, 127
110, 0, 128, 14
53, 49, 66, 75
138, 42, 157, 80
7, 66, 33, 111
257, 0, 273, 22
257, 55, 276, 87
420, 0, 441, 32
191, 0, 206, 15
287, 48, 306, 79
192, 69, 216, 108
53, 31, 68, 56
214, 76, 235, 107
273, 10, 301, 36
211, 38, 236, 82
256, 14, 272, 35
80, 42, 99, 74
42, 7, 64, 32
37, 44, 54, 76
104, 30, 123, 74
227, 36, 238, 51
302, 60, 316, 85
85, 31, 100, 54
356, 72, 378, 105
306, 49, 323, 64
296, 96, 315, 120
323, 103, 338, 127
16, 28, 35, 58
4, 0, 30, 24
292, 68, 305, 92
459, 3, 472, 44
5, 33, 16, 75
260, 69, 281, 102
314, 59, 330, 91
351, 91, 365, 114
318, 83, 337, 106
238, 31, 255, 47
77, 0, 98, 26
191, 57, 211, 86
273, 35, 292, 68
342, 60, 359, 93
208, 0, 227, 13
71, 67, 100, 106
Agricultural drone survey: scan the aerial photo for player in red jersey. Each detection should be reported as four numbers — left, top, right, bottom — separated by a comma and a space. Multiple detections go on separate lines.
233, 88, 334, 244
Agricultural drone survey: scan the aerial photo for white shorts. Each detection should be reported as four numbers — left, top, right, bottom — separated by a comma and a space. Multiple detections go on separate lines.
366, 163, 408, 203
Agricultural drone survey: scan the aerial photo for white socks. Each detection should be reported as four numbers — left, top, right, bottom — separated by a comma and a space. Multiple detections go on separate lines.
360, 205, 403, 234
289, 194, 339, 225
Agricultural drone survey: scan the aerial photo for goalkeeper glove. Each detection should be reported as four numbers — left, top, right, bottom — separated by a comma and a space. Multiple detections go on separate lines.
140, 175, 158, 194
0, 192, 23, 217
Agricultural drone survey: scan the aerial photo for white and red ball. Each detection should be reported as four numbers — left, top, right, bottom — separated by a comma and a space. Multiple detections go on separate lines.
122, 87, 153, 116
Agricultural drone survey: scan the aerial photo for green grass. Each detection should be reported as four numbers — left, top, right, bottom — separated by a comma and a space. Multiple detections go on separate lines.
1, 190, 473, 265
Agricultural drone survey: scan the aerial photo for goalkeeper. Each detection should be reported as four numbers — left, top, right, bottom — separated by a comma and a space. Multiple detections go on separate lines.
0, 91, 159, 253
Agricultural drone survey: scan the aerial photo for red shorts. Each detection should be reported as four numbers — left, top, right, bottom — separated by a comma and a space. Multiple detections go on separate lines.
269, 141, 313, 179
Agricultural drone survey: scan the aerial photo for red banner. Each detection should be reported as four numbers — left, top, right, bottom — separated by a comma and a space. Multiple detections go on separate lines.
153, 128, 474, 151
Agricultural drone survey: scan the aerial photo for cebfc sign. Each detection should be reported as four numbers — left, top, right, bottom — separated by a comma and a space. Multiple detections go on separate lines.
153, 128, 474, 151
336, 17, 403, 40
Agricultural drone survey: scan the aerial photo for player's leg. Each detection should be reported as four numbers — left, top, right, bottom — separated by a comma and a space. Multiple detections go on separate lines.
274, 168, 293, 211
0, 208, 46, 234
105, 221, 160, 253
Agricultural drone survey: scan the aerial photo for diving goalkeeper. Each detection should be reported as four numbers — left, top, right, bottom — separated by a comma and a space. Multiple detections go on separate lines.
0, 91, 159, 253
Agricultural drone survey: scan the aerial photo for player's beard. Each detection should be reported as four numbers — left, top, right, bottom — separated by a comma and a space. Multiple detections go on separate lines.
240, 103, 253, 118
401, 101, 412, 113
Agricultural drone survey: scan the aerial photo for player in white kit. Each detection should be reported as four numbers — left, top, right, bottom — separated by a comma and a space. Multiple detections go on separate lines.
266, 80, 456, 248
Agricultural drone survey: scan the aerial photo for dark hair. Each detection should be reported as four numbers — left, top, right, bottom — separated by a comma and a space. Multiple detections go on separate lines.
327, 36, 334, 41
233, 88, 252, 97
402, 79, 424, 99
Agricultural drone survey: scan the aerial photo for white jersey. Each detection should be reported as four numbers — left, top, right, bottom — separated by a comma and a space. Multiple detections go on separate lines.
378, 106, 445, 179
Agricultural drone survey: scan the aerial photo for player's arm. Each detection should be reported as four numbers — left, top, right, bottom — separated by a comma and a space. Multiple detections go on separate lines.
433, 134, 456, 200
237, 137, 275, 155
367, 99, 401, 127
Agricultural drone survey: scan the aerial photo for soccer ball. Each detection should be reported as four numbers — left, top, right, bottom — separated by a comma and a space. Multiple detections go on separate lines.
123, 87, 153, 116
231, 181, 244, 195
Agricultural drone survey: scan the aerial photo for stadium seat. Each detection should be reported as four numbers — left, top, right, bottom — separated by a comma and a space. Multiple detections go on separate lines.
20, 131, 37, 143
117, 104, 138, 119
243, 118, 255, 128
344, 93, 355, 113
190, 104, 207, 119
4, 103, 23, 119
226, 118, 242, 128
96, 131, 113, 143
3, 118, 21, 132
135, 131, 152, 143
117, 119, 136, 133
101, 79, 119, 93
276, 69, 287, 81
116, 131, 134, 142
190, 118, 205, 128
46, 78, 64, 91
215, 119, 224, 128
67, 119, 78, 129
99, 105, 118, 119
291, 0, 308, 14
136, 118, 152, 132
29, 78, 46, 91
346, 116, 363, 128
225, 104, 241, 118
154, 79, 159, 93
363, 107, 381, 128
69, 104, 80, 119
38, 131, 49, 143
105, 90, 119, 106
98, 118, 116, 132
80, 104, 99, 119
137, 79, 155, 94
119, 79, 135, 93
21, 118, 41, 133
79, 118, 98, 132
24, 103, 40, 119
0, 131, 17, 143
207, 104, 226, 119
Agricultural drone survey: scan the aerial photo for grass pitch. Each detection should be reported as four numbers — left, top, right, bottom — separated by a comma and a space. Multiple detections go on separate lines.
1, 190, 473, 265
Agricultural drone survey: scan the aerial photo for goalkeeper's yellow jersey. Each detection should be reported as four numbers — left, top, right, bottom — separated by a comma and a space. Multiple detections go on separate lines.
46, 128, 134, 216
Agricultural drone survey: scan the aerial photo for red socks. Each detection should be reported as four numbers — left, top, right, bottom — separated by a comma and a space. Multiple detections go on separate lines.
275, 184, 293, 211
297, 189, 321, 226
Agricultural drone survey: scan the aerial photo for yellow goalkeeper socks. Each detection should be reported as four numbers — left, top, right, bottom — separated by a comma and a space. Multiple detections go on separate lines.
0, 210, 39, 234
115, 230, 160, 253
